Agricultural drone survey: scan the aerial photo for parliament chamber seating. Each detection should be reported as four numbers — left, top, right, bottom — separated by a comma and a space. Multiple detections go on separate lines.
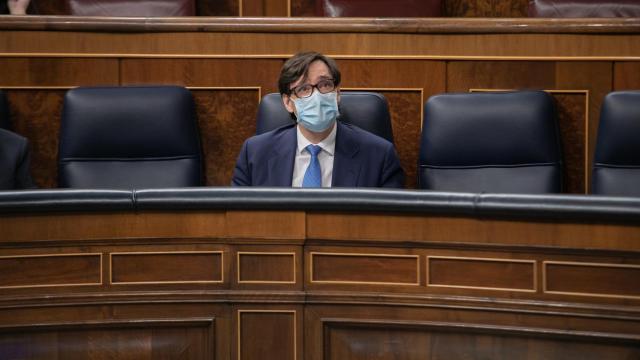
58, 86, 203, 189
256, 91, 395, 143
592, 91, 640, 197
315, 0, 442, 17
66, 0, 196, 16
419, 91, 563, 193
528, 0, 640, 17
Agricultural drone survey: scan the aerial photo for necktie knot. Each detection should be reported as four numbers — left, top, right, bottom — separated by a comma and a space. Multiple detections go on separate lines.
306, 144, 322, 157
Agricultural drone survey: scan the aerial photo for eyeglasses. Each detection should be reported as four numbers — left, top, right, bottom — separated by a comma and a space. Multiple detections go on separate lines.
290, 79, 335, 98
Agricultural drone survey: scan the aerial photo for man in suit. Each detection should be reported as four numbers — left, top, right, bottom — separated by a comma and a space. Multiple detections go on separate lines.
0, 128, 36, 189
232, 51, 404, 188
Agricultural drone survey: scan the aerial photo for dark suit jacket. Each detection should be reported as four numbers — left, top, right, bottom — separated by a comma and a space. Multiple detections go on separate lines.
232, 122, 404, 188
0, 129, 36, 190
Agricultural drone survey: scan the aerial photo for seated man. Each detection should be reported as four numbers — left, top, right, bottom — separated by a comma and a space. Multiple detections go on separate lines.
0, 128, 36, 190
232, 51, 404, 188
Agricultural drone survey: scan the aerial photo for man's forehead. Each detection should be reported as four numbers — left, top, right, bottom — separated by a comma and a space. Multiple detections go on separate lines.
292, 65, 330, 87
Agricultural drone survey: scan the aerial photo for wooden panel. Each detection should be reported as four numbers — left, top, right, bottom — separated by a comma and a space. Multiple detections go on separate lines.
614, 62, 640, 90
5, 90, 64, 188
198, 0, 239, 15
445, 0, 528, 17
121, 58, 282, 92
0, 212, 227, 242
324, 320, 640, 360
553, 92, 587, 194
310, 252, 419, 285
243, 0, 289, 16
238, 310, 296, 360
554, 62, 612, 192
0, 319, 214, 359
306, 213, 640, 251
0, 254, 101, 288
226, 211, 305, 240
0, 58, 119, 86
545, 261, 640, 299
238, 252, 296, 283
428, 256, 535, 292
111, 252, 223, 284
192, 89, 259, 186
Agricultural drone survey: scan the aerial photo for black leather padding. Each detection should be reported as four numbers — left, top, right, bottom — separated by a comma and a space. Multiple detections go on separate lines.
419, 91, 563, 194
0, 90, 10, 130
2, 188, 640, 223
593, 91, 640, 196
58, 86, 202, 189
0, 189, 134, 213
256, 91, 395, 143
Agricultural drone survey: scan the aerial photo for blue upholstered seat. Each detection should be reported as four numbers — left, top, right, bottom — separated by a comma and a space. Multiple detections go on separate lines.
593, 91, 640, 197
419, 91, 563, 194
58, 86, 202, 189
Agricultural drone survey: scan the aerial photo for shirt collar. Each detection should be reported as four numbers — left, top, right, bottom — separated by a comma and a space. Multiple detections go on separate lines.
296, 122, 337, 156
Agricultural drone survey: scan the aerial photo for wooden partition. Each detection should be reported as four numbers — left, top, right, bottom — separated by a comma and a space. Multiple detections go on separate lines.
1, 201, 639, 359
1, 17, 640, 191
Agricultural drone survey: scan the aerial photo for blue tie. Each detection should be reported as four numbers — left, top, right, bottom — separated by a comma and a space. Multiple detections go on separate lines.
302, 145, 322, 187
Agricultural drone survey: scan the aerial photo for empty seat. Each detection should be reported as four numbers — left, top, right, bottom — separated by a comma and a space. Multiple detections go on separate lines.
528, 0, 640, 18
67, 0, 195, 16
59, 86, 202, 189
593, 91, 640, 197
419, 91, 563, 193
256, 91, 394, 143
315, 0, 442, 17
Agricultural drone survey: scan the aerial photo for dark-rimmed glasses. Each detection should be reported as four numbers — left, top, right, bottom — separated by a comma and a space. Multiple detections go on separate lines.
290, 79, 335, 98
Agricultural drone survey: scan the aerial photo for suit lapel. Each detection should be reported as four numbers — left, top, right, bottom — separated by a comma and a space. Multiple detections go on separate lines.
266, 126, 297, 186
332, 122, 361, 187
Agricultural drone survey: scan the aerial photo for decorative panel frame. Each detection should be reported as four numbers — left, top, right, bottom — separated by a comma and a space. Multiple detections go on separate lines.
427, 256, 537, 293
109, 251, 225, 285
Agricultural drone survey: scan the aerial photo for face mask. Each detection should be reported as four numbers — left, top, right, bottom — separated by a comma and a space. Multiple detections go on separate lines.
293, 91, 339, 133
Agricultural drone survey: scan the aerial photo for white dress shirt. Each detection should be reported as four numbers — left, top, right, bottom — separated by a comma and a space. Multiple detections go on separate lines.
292, 123, 336, 187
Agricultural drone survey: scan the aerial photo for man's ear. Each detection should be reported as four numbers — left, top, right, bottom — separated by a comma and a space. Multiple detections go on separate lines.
336, 87, 341, 103
282, 94, 296, 114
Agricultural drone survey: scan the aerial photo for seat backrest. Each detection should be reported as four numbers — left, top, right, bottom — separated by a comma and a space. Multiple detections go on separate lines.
67, 0, 195, 16
0, 90, 10, 130
419, 91, 563, 194
315, 0, 441, 17
593, 91, 640, 196
256, 91, 394, 143
59, 86, 202, 189
528, 0, 640, 17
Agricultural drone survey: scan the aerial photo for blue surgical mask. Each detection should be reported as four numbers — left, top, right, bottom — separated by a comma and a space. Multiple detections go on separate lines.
293, 91, 339, 133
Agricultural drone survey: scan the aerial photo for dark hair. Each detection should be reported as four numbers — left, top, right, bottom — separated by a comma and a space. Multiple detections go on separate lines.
278, 51, 341, 96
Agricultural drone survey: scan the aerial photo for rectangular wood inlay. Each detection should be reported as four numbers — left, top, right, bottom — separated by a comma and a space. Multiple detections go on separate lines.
238, 310, 296, 360
544, 261, 640, 299
428, 256, 536, 292
111, 252, 223, 284
238, 252, 295, 283
0, 254, 101, 289
311, 252, 419, 285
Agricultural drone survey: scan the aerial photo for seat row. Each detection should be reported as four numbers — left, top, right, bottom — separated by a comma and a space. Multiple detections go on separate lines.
1, 86, 638, 196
